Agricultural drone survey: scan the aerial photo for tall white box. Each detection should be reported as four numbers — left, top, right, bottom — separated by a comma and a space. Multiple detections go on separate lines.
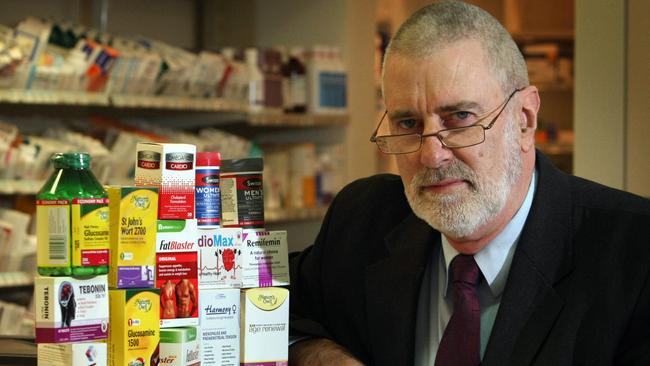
135, 142, 196, 220
241, 230, 289, 288
198, 227, 242, 289
199, 289, 239, 366
240, 287, 289, 366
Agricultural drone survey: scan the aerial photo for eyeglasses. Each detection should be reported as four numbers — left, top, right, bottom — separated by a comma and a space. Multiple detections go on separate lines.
370, 88, 523, 154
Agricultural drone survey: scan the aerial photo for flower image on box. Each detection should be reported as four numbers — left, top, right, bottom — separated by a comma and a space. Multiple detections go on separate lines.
156, 219, 199, 328
198, 227, 242, 289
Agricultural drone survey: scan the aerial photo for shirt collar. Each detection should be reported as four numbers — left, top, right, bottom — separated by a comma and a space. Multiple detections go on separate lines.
441, 169, 537, 297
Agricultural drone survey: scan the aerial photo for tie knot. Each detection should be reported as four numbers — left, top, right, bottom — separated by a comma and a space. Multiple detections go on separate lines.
450, 254, 480, 286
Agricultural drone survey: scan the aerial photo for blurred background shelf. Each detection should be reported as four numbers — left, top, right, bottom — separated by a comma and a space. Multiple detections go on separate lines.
265, 206, 328, 224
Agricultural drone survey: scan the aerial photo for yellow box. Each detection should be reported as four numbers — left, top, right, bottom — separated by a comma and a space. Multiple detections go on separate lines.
108, 187, 158, 289
109, 288, 160, 366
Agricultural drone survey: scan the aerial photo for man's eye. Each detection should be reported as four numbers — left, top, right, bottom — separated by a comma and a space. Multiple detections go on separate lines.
454, 111, 471, 120
397, 119, 418, 129
445, 111, 477, 127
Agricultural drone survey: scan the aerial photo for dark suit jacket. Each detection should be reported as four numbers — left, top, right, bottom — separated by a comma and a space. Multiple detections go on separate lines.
289, 152, 650, 365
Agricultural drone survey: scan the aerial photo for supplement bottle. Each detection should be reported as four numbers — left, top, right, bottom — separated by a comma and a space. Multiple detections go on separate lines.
36, 152, 110, 276
195, 151, 221, 228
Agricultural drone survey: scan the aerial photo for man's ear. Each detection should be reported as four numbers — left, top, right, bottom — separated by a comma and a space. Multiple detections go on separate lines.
518, 86, 540, 152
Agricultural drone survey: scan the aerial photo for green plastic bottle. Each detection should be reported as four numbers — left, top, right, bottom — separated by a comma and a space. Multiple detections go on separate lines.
36, 152, 110, 276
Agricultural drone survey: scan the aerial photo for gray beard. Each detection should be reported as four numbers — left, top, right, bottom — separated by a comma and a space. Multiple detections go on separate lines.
404, 122, 522, 238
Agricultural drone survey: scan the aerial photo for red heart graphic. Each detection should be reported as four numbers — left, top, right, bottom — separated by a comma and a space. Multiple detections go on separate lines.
222, 249, 235, 272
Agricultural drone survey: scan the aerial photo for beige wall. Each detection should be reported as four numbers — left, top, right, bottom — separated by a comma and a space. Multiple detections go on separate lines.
575, 0, 650, 196
626, 0, 650, 196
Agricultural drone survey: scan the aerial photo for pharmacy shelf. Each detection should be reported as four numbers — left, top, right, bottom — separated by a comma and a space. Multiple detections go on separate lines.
265, 206, 329, 223
0, 272, 33, 289
0, 90, 109, 106
0, 90, 349, 128
0, 180, 44, 195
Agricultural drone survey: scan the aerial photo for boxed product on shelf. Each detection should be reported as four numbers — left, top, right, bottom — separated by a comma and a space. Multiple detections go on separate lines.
197, 227, 242, 289
0, 299, 32, 337
240, 230, 289, 288
34, 275, 109, 343
305, 45, 347, 114
135, 142, 196, 220
156, 219, 199, 328
38, 342, 107, 366
109, 288, 160, 366
0, 207, 30, 272
159, 326, 201, 366
289, 143, 317, 209
108, 186, 159, 289
240, 287, 289, 365
199, 289, 239, 366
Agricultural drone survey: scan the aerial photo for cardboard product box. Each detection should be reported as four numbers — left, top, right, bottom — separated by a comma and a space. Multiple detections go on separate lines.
109, 288, 160, 366
159, 326, 201, 366
240, 230, 289, 288
240, 287, 289, 366
34, 275, 109, 343
108, 186, 158, 289
156, 219, 199, 328
197, 227, 242, 289
135, 143, 196, 220
199, 289, 239, 366
38, 342, 107, 366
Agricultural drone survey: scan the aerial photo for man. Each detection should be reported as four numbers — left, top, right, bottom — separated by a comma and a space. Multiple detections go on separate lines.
160, 279, 177, 319
289, 1, 650, 365
175, 278, 197, 318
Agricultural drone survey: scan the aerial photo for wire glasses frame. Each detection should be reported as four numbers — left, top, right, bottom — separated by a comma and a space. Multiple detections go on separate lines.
370, 88, 524, 154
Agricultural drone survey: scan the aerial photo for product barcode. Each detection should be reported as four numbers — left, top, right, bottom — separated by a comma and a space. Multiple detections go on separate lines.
49, 235, 67, 260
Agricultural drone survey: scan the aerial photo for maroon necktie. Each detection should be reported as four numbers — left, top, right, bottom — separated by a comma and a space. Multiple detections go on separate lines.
435, 254, 481, 366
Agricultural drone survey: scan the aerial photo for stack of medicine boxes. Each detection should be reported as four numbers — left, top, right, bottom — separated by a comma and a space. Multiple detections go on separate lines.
218, 158, 290, 366
196, 152, 243, 366
134, 142, 201, 366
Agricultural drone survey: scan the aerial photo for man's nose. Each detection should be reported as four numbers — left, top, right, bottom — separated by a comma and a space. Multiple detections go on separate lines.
419, 133, 453, 169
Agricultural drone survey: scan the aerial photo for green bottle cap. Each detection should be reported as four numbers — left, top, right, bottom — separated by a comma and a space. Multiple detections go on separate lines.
51, 152, 91, 169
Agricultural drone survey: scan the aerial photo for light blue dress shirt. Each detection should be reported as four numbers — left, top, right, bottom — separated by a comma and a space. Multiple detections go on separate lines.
415, 170, 537, 365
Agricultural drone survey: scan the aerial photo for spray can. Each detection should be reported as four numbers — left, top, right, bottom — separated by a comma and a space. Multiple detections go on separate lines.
195, 152, 221, 228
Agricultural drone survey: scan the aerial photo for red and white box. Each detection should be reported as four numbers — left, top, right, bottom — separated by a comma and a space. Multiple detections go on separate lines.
156, 219, 199, 328
135, 142, 196, 220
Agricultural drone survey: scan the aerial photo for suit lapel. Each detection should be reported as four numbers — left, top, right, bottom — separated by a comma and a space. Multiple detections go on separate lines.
365, 213, 436, 365
482, 152, 574, 366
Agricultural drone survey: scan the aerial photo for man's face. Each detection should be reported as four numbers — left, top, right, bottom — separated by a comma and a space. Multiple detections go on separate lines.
382, 39, 524, 239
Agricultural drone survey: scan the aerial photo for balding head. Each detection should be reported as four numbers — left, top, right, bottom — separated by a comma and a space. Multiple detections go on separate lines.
383, 1, 528, 95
